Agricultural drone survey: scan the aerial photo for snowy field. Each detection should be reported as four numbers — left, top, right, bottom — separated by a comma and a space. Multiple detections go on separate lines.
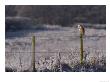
5, 24, 106, 72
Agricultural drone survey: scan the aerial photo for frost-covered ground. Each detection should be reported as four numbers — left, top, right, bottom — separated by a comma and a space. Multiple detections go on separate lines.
5, 24, 106, 72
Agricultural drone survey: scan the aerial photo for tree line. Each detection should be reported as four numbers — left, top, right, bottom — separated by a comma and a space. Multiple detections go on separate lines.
5, 5, 106, 26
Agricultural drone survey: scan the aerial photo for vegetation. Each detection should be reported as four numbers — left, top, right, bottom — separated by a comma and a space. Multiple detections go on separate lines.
5, 58, 106, 72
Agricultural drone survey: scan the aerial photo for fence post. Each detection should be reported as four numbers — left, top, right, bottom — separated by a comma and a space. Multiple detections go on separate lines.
80, 33, 83, 64
78, 25, 85, 65
32, 36, 36, 72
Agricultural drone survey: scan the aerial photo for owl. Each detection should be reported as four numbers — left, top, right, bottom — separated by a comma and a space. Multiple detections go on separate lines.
78, 24, 85, 35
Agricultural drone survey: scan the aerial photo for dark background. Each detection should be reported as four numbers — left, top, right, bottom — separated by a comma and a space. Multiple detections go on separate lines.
5, 5, 106, 26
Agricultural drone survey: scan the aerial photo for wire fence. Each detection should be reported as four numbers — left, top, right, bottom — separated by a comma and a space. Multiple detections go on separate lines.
5, 35, 106, 52
5, 35, 106, 72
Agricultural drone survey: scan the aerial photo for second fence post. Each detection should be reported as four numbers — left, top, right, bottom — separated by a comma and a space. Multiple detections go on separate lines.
78, 24, 85, 65
32, 36, 36, 72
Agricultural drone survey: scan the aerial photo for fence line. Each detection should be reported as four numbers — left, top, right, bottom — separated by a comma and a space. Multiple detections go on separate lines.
6, 35, 105, 38
5, 33, 106, 71
5, 50, 106, 53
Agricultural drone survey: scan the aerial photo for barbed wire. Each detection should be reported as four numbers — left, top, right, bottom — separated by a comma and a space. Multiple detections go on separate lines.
5, 50, 106, 53
6, 35, 105, 38
6, 35, 106, 54
6, 35, 105, 42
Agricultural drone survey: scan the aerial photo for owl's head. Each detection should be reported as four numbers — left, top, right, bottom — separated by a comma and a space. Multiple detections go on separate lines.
78, 24, 82, 29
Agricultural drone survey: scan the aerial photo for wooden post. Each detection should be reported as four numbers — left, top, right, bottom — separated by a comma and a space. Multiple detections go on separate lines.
78, 24, 85, 65
80, 33, 83, 64
32, 36, 36, 72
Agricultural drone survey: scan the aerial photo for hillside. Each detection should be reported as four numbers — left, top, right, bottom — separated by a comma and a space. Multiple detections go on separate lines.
5, 5, 106, 26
